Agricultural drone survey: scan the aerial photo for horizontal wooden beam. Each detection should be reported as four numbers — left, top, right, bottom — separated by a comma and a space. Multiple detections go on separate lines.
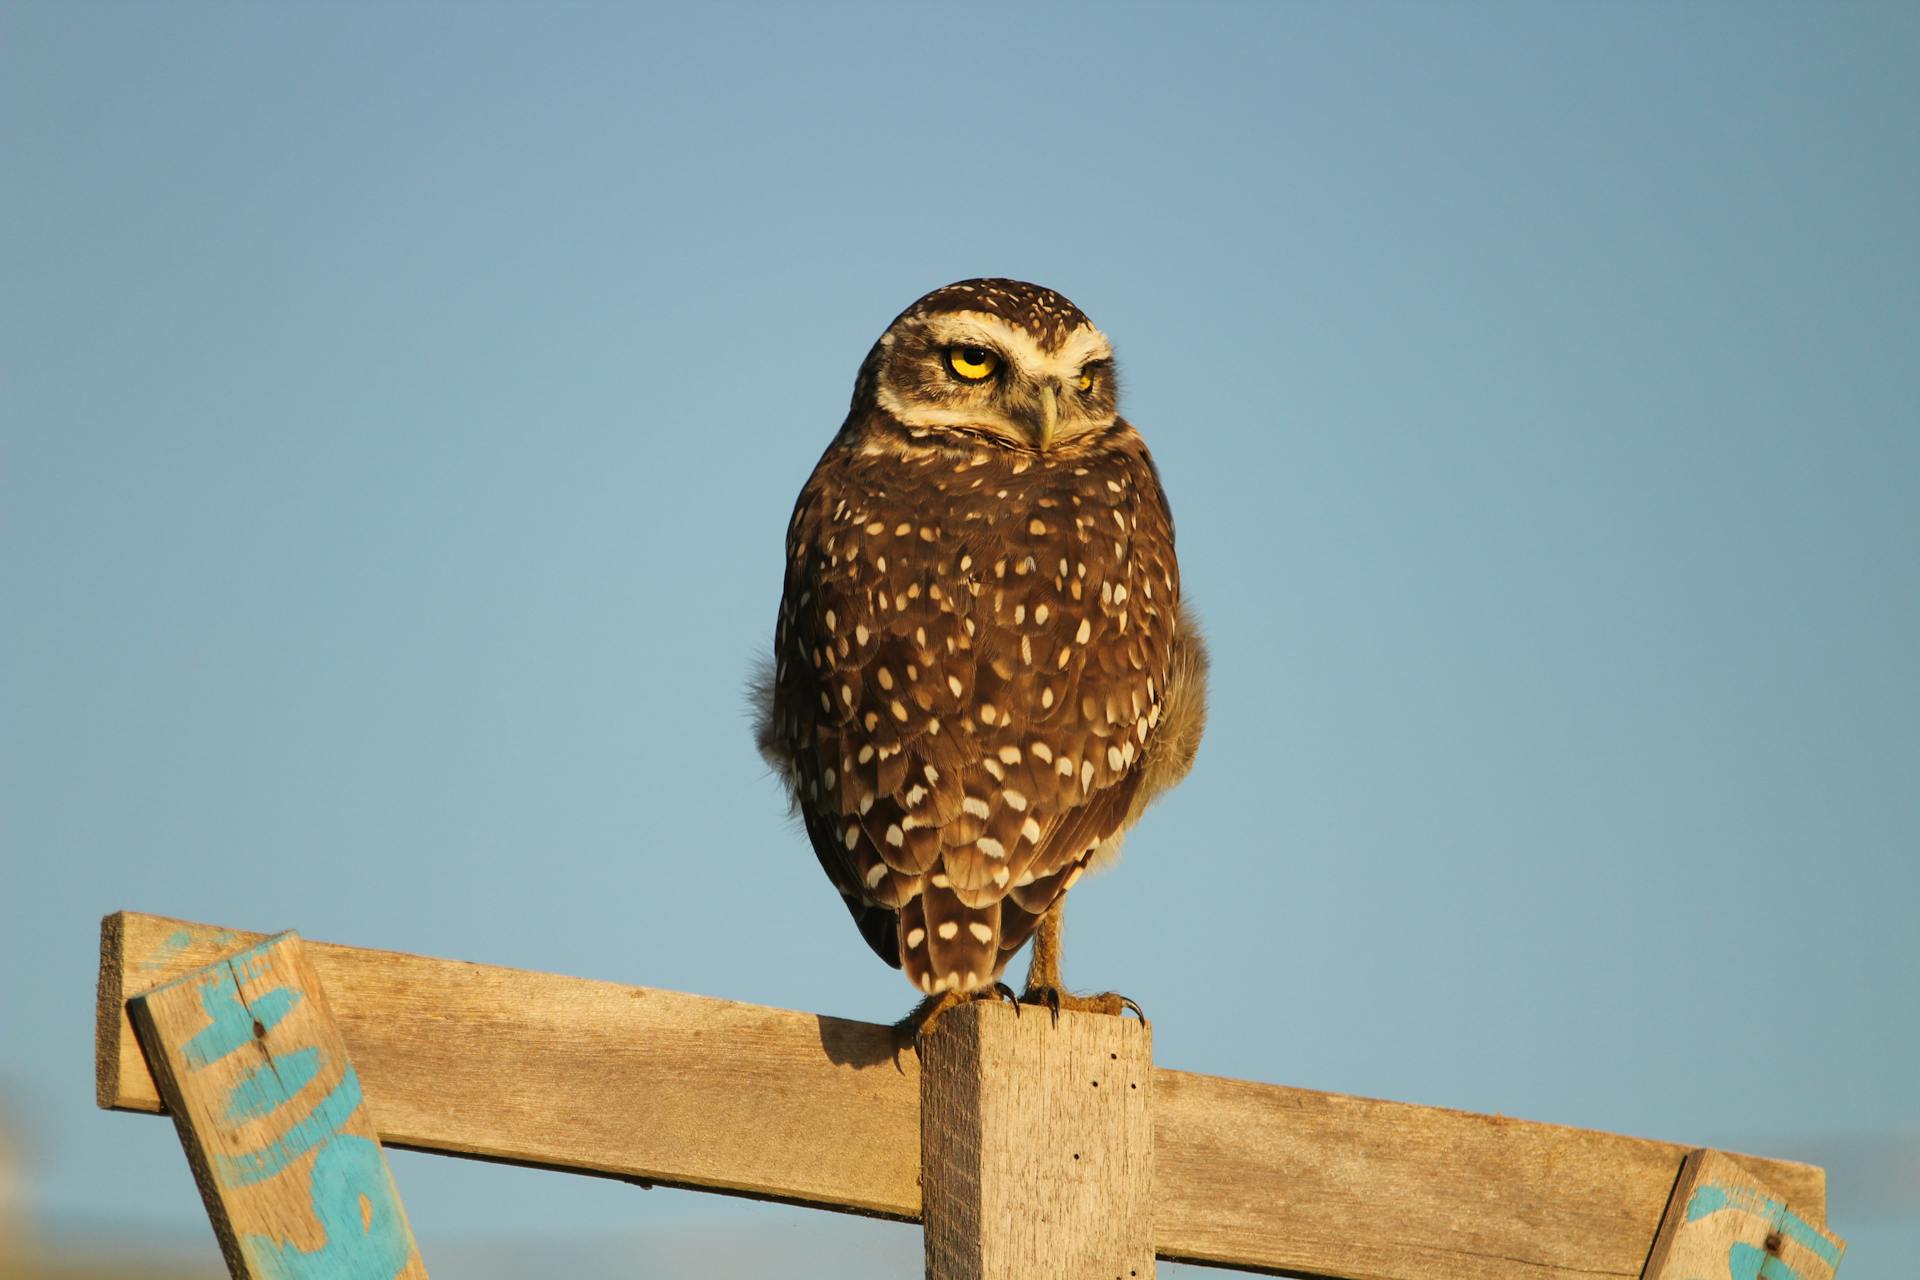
97, 912, 924, 1218
98, 912, 1826, 1279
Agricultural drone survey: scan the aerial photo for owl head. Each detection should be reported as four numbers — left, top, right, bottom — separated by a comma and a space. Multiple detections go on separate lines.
854, 279, 1118, 451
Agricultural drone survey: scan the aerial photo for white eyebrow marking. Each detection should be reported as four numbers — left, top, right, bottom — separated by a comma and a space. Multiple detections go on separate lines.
872, 311, 1117, 433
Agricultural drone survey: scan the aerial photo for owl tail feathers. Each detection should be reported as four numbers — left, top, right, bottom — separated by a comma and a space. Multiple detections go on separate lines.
900, 889, 1005, 996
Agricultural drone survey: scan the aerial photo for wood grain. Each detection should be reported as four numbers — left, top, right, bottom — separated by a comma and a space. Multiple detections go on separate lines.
99, 912, 1829, 1278
127, 931, 426, 1279
920, 1002, 1153, 1279
1640, 1150, 1843, 1280
102, 912, 924, 1217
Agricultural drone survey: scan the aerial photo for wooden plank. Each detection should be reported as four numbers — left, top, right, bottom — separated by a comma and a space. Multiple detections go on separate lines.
1150, 1071, 1832, 1280
99, 912, 1830, 1278
100, 911, 923, 1218
1641, 1150, 1844, 1280
919, 1001, 1153, 1279
126, 931, 427, 1279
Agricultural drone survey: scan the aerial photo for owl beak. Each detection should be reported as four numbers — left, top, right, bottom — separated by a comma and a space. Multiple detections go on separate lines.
1035, 383, 1059, 451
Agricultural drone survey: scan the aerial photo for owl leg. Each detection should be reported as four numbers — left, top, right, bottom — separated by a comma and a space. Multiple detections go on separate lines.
1020, 899, 1145, 1023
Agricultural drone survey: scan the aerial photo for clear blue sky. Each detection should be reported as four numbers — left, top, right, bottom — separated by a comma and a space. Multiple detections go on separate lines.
4, 2, 1915, 1275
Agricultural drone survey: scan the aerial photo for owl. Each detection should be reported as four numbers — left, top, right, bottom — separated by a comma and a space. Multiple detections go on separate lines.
758, 279, 1207, 1019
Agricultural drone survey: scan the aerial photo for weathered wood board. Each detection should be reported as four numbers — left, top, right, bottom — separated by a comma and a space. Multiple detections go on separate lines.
127, 931, 426, 1279
1641, 1149, 1844, 1280
99, 911, 924, 1217
100, 912, 1829, 1279
920, 1001, 1154, 1279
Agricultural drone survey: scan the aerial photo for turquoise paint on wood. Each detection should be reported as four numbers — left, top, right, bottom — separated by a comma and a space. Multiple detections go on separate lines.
213, 1064, 367, 1187
134, 931, 420, 1279
1687, 1181, 1845, 1270
1728, 1240, 1805, 1280
139, 928, 195, 972
141, 926, 244, 972
245, 1134, 415, 1280
182, 978, 300, 1070
223, 1046, 323, 1125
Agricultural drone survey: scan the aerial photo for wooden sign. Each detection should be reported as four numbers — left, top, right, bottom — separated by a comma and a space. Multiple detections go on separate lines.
127, 930, 427, 1280
1642, 1149, 1844, 1280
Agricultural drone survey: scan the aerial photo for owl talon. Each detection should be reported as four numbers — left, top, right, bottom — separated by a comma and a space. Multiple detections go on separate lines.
1018, 985, 1064, 1025
1019, 986, 1142, 1025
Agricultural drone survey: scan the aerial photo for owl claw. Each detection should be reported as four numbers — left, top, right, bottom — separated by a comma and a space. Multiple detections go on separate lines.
1019, 986, 1144, 1026
1022, 984, 1064, 1025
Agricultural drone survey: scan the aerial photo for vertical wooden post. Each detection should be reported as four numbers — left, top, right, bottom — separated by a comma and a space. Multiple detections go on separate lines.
919, 1002, 1154, 1280
128, 931, 427, 1280
1641, 1149, 1844, 1280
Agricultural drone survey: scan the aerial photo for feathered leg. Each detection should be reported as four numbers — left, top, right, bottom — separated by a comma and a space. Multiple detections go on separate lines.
1020, 898, 1143, 1022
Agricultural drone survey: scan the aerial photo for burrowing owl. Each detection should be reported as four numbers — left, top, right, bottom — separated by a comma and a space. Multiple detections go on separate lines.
758, 279, 1207, 1018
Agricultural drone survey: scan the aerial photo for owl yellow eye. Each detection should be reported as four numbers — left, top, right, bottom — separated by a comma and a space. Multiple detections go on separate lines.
947, 346, 1000, 381
1076, 371, 1095, 392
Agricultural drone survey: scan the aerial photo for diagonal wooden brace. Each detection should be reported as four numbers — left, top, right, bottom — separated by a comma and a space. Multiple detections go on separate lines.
127, 930, 428, 1280
1641, 1149, 1844, 1280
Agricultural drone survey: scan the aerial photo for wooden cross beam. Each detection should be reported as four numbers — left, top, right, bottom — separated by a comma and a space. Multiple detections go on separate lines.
98, 911, 1833, 1280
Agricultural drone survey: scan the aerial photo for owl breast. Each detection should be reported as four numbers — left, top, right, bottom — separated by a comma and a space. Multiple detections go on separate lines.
767, 418, 1183, 996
